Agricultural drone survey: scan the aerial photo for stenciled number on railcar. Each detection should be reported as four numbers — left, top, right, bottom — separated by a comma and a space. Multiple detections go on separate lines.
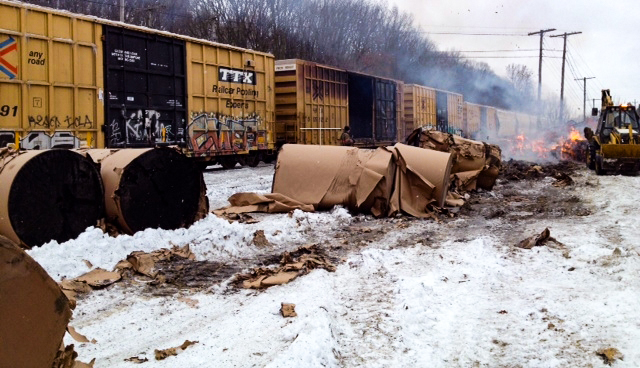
0, 105, 18, 117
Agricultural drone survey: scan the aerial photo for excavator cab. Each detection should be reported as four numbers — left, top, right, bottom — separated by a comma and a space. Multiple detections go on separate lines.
585, 89, 640, 174
598, 106, 639, 143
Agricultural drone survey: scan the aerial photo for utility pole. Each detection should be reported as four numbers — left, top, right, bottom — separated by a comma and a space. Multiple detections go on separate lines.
550, 31, 581, 122
528, 28, 556, 128
120, 0, 125, 22
576, 77, 595, 123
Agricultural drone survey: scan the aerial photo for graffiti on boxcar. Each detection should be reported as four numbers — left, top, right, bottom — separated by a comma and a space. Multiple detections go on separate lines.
28, 115, 60, 129
0, 131, 14, 147
0, 130, 81, 149
187, 112, 265, 155
109, 109, 175, 146
108, 118, 123, 146
27, 115, 93, 129
65, 115, 93, 129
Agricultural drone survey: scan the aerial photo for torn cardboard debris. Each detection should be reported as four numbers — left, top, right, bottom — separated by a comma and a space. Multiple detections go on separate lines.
237, 245, 336, 289
516, 228, 564, 249
218, 143, 458, 219
596, 347, 624, 365
389, 143, 453, 216
215, 192, 315, 217
406, 128, 502, 192
154, 340, 198, 361
51, 344, 95, 368
122, 245, 196, 278
75, 268, 122, 288
59, 268, 122, 307
272, 144, 396, 215
125, 356, 149, 364
252, 230, 271, 247
281, 303, 297, 317
0, 235, 72, 368
67, 326, 96, 344
552, 172, 574, 187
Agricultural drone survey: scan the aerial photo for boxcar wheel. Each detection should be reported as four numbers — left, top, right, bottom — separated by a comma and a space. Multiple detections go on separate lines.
245, 154, 261, 167
220, 157, 237, 170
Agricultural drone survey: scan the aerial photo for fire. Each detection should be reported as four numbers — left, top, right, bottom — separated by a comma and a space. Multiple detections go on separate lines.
502, 126, 587, 162
568, 127, 581, 141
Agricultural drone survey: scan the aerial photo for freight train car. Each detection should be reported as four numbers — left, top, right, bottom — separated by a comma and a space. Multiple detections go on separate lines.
463, 102, 498, 139
274, 59, 403, 148
347, 71, 403, 147
274, 59, 348, 146
0, 0, 275, 168
403, 85, 463, 137
404, 84, 436, 134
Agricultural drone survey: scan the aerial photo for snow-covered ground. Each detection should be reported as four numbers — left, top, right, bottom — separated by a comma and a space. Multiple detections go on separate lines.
28, 162, 640, 367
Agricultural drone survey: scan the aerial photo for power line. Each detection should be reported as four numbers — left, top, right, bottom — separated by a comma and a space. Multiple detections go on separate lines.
438, 55, 562, 59
455, 49, 562, 52
424, 32, 528, 36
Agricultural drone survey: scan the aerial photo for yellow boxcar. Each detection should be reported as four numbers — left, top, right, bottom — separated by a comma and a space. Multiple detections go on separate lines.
275, 59, 348, 146
186, 40, 275, 161
0, 1, 104, 149
404, 84, 437, 132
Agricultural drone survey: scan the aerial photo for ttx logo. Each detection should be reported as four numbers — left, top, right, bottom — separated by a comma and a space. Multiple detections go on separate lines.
0, 37, 18, 79
218, 67, 256, 85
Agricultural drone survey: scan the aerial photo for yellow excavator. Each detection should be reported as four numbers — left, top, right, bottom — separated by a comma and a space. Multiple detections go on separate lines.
584, 89, 640, 175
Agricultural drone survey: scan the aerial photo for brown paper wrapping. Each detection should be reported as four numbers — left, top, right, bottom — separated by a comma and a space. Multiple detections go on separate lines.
0, 235, 72, 368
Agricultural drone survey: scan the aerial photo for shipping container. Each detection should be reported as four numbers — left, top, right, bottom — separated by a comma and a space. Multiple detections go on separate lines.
274, 59, 348, 146
348, 71, 400, 146
404, 84, 436, 135
0, 1, 104, 149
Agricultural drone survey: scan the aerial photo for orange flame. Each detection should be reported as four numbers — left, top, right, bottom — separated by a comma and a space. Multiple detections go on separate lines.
568, 127, 581, 141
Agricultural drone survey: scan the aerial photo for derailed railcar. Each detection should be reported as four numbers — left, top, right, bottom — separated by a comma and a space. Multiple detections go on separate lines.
0, 0, 275, 167
274, 59, 348, 146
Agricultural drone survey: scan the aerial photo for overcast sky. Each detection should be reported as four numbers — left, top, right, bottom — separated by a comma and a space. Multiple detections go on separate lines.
387, 0, 638, 117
